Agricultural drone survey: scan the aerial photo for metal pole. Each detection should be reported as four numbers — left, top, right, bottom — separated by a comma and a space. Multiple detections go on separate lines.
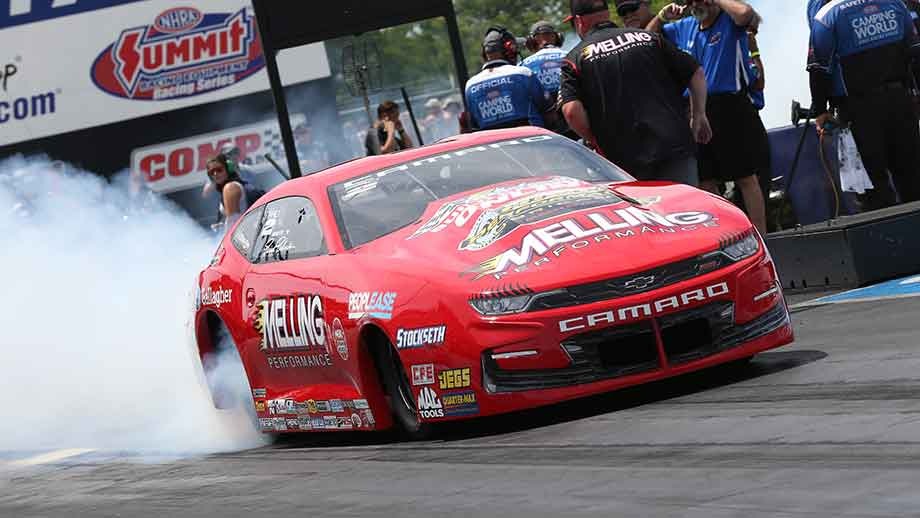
401, 87, 424, 146
253, 3, 302, 179
444, 4, 470, 113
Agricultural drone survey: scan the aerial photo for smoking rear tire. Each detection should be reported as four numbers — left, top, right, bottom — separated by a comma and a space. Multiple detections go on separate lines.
380, 341, 433, 440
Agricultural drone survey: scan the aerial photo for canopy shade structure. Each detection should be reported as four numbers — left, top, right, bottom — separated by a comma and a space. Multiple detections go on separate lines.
252, 0, 470, 178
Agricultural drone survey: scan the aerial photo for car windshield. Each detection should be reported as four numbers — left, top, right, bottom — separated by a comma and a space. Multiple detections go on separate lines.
328, 134, 632, 248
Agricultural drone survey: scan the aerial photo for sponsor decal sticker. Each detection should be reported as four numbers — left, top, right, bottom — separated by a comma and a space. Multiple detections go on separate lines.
254, 401, 266, 413
331, 318, 348, 361
259, 418, 273, 431
466, 208, 717, 280
361, 409, 376, 427
323, 416, 337, 428
272, 417, 287, 431
91, 7, 264, 100
315, 400, 331, 413
297, 416, 313, 430
353, 399, 370, 410
441, 390, 479, 417
329, 399, 344, 413
311, 417, 326, 429
558, 282, 731, 333
417, 387, 445, 419
200, 285, 232, 308
307, 399, 318, 414
350, 413, 362, 428
438, 368, 471, 390
252, 388, 267, 399
348, 291, 397, 320
396, 325, 446, 349
411, 364, 436, 386
285, 418, 299, 430
254, 294, 332, 369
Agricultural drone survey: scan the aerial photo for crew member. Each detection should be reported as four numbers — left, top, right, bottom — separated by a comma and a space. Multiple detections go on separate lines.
365, 100, 413, 156
650, 0, 769, 234
520, 21, 570, 135
464, 27, 551, 130
614, 0, 653, 29
206, 154, 249, 234
810, 0, 920, 209
561, 0, 711, 186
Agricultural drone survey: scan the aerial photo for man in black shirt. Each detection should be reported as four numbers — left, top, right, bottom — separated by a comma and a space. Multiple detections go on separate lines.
560, 0, 711, 185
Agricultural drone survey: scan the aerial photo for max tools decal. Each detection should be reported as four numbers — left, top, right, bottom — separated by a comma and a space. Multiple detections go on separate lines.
91, 7, 264, 100
417, 387, 444, 419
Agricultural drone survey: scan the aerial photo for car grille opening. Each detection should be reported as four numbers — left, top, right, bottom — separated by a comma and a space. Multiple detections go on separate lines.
483, 300, 789, 393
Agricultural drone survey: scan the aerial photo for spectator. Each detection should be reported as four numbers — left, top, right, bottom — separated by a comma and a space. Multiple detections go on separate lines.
206, 154, 249, 233
650, 0, 769, 234
809, 0, 920, 210
421, 98, 451, 143
442, 95, 464, 136
560, 0, 711, 186
365, 100, 413, 156
464, 27, 551, 130
294, 123, 330, 173
615, 0, 653, 29
521, 21, 571, 136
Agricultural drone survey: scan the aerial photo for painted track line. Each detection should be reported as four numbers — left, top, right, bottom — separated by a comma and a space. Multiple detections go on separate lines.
9, 449, 96, 467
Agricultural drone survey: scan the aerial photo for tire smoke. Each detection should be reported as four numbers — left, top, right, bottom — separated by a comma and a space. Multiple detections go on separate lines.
0, 157, 268, 453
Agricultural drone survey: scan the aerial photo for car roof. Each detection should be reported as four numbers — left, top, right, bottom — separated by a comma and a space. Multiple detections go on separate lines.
263, 127, 557, 201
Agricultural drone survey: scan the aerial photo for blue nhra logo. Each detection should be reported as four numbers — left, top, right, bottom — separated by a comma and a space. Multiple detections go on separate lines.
2, 0, 145, 30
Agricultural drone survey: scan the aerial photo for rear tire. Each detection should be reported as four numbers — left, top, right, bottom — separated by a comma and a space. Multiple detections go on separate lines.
377, 340, 433, 440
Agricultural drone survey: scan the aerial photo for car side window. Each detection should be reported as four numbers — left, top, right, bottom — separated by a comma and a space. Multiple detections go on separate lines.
251, 196, 327, 264
231, 205, 265, 259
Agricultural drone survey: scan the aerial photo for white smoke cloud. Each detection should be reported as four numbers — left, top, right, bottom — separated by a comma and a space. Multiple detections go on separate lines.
0, 157, 268, 453
752, 0, 812, 129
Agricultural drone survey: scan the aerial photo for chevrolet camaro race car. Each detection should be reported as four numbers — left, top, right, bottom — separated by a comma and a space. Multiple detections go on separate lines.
194, 127, 794, 437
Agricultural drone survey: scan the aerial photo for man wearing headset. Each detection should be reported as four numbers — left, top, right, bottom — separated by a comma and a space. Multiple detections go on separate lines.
520, 21, 572, 136
464, 27, 552, 130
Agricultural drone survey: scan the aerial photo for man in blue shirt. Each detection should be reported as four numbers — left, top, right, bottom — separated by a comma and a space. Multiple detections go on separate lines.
650, 0, 769, 235
810, 0, 920, 209
521, 21, 572, 137
465, 27, 551, 131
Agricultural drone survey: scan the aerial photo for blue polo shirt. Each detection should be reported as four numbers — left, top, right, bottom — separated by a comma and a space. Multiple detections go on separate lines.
520, 46, 567, 103
464, 60, 548, 129
663, 12, 753, 95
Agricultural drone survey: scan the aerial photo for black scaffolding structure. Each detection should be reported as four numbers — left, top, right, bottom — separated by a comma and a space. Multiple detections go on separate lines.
251, 0, 470, 179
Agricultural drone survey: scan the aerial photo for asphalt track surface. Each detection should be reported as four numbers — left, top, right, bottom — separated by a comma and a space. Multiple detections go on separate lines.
4, 297, 920, 517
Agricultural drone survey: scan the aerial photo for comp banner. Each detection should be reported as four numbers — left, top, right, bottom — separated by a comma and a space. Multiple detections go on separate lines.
130, 114, 305, 194
0, 0, 329, 146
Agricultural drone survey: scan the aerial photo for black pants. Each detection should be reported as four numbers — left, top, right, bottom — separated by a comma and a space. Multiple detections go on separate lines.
839, 87, 920, 208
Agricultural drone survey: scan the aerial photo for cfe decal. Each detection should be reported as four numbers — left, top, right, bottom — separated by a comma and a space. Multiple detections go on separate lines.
91, 7, 264, 100
254, 294, 333, 369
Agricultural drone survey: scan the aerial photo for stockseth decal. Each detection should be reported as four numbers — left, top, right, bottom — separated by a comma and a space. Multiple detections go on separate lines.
91, 7, 263, 100
558, 282, 731, 333
466, 208, 717, 280
438, 368, 471, 390
348, 291, 397, 320
417, 387, 444, 419
441, 390, 479, 417
396, 326, 446, 349
411, 364, 436, 386
254, 294, 332, 369
200, 285, 232, 308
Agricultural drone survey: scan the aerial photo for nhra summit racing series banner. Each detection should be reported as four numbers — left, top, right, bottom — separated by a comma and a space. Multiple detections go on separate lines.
0, 0, 330, 147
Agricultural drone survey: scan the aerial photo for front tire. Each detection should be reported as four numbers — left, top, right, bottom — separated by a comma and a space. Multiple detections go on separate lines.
379, 342, 433, 440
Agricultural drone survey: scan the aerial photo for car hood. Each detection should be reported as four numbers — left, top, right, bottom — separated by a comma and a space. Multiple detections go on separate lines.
357, 177, 753, 291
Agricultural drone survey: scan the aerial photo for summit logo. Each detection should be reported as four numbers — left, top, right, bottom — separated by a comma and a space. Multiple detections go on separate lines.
91, 7, 264, 100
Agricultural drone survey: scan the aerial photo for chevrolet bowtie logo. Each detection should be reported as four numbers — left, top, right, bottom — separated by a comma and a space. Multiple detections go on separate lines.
623, 275, 656, 291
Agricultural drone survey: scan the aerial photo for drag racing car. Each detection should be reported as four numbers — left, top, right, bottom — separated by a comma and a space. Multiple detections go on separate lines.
194, 127, 794, 437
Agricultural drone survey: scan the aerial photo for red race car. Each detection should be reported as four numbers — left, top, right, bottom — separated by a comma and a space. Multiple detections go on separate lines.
194, 127, 793, 437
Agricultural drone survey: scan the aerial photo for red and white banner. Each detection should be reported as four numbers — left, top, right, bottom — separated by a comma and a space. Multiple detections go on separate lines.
131, 114, 304, 193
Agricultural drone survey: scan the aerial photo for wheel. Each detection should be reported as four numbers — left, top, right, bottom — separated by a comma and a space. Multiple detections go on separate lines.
378, 341, 433, 440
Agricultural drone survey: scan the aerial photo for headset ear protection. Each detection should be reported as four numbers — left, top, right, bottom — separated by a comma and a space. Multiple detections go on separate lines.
217, 153, 238, 177
526, 29, 565, 53
482, 26, 519, 63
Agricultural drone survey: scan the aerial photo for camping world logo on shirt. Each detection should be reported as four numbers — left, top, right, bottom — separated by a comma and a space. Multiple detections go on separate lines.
90, 7, 265, 101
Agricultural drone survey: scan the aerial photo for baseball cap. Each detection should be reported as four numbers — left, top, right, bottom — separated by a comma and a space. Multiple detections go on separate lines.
615, 0, 641, 12
425, 98, 441, 110
530, 20, 557, 35
564, 0, 609, 23
482, 28, 508, 54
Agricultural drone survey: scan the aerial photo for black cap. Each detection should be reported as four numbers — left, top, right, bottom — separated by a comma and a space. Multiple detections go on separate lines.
482, 28, 511, 55
564, 0, 609, 22
530, 20, 556, 36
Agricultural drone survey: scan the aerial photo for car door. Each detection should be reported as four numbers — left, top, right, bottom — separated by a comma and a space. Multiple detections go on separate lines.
241, 196, 340, 395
